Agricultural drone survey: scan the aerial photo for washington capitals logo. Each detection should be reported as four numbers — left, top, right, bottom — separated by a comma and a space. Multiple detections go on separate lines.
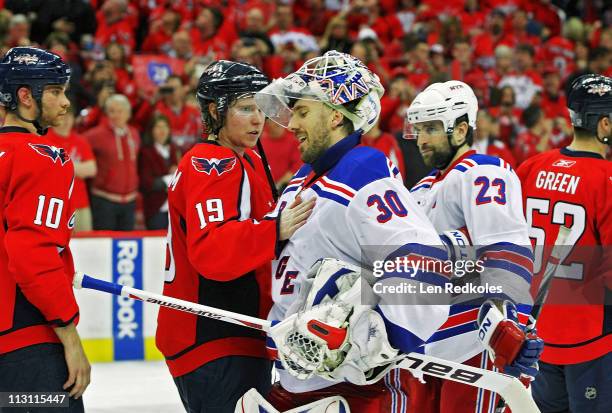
29, 144, 70, 165
191, 156, 236, 176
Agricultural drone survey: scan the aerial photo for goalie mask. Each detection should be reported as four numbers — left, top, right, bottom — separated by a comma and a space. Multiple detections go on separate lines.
255, 51, 384, 134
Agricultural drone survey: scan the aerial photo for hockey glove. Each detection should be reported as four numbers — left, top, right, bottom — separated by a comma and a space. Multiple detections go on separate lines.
477, 300, 544, 380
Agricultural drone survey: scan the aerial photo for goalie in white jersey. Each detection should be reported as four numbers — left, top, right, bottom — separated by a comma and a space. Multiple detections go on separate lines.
404, 81, 544, 413
235, 51, 453, 413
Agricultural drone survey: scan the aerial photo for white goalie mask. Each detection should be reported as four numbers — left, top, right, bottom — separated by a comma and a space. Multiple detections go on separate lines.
404, 80, 478, 140
255, 51, 385, 134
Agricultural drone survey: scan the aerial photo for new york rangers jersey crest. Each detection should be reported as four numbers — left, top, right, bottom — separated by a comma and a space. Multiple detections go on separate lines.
191, 156, 236, 176
29, 143, 70, 165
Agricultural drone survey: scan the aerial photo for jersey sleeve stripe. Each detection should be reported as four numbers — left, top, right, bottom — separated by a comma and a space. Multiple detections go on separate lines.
481, 250, 534, 274
428, 322, 477, 343
388, 243, 449, 261
311, 185, 350, 206
477, 243, 534, 261
320, 176, 356, 197
376, 307, 426, 352
482, 259, 532, 283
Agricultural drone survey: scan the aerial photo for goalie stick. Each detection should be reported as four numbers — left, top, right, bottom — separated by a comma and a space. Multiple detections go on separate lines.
494, 225, 571, 413
74, 272, 540, 412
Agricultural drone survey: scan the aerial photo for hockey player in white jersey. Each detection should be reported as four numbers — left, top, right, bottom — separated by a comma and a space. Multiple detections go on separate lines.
234, 51, 452, 413
404, 81, 544, 413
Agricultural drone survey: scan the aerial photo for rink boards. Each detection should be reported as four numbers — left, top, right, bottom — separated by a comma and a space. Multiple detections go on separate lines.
71, 232, 167, 362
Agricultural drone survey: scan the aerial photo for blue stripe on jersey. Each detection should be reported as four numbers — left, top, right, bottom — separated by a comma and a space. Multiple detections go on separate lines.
311, 267, 354, 305
387, 243, 449, 261
477, 243, 534, 260
455, 165, 468, 172
410, 182, 432, 192
392, 166, 400, 176
467, 154, 503, 167
284, 185, 300, 193
484, 259, 532, 284
376, 307, 425, 353
428, 321, 477, 343
311, 184, 350, 206
266, 336, 276, 349
326, 146, 393, 192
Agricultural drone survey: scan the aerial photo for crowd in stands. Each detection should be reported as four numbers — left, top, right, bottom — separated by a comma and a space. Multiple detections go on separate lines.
0, 0, 609, 231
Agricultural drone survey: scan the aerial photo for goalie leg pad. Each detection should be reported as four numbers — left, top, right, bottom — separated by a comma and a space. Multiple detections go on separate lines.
235, 388, 351, 413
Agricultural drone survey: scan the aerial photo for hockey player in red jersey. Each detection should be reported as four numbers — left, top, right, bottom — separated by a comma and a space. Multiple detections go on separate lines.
517, 74, 612, 413
0, 47, 90, 410
404, 80, 543, 413
155, 61, 314, 412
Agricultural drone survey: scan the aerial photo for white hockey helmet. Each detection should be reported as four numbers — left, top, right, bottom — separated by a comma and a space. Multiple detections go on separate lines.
255, 50, 385, 133
404, 80, 478, 140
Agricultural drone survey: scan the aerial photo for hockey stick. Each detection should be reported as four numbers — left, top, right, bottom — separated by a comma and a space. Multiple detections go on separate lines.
73, 272, 272, 332
73, 272, 540, 412
494, 225, 571, 413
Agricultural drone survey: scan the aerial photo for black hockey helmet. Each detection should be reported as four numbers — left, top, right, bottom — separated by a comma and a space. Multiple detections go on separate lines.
567, 74, 612, 144
196, 60, 269, 134
0, 47, 71, 111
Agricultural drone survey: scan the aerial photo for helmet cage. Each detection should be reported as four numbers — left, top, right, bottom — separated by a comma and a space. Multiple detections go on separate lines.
255, 51, 384, 133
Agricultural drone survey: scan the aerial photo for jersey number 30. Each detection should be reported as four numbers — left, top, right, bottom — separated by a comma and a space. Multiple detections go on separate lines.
367, 190, 408, 223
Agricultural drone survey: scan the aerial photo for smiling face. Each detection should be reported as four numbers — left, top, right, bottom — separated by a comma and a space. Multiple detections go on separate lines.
40, 84, 70, 128
217, 97, 265, 154
287, 99, 335, 164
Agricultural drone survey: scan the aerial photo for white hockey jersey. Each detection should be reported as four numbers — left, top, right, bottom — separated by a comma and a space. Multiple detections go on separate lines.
410, 150, 534, 363
268, 132, 450, 393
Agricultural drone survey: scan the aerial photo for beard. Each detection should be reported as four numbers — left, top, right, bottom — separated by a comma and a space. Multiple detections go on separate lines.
421, 142, 454, 170
300, 122, 333, 164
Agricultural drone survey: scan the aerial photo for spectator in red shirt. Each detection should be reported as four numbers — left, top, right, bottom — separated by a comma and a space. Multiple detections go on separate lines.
472, 109, 517, 168
134, 75, 202, 156
362, 121, 407, 178
190, 6, 234, 60
513, 104, 552, 165
48, 108, 97, 232
489, 85, 523, 148
105, 42, 136, 105
138, 115, 178, 230
141, 9, 181, 54
259, 121, 301, 191
84, 94, 141, 230
540, 66, 569, 120
500, 9, 541, 48
94, 0, 136, 55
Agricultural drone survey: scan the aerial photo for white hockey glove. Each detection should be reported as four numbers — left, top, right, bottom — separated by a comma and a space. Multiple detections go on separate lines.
269, 258, 400, 383
324, 307, 401, 385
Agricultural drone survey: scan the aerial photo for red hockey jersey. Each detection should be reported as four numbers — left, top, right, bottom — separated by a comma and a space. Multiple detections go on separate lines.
517, 147, 611, 364
156, 141, 276, 377
0, 127, 79, 355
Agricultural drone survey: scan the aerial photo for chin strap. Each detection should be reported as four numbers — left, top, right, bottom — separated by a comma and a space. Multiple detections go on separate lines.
15, 101, 48, 135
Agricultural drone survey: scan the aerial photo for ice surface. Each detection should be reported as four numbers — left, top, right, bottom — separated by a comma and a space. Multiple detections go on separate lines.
83, 361, 183, 413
